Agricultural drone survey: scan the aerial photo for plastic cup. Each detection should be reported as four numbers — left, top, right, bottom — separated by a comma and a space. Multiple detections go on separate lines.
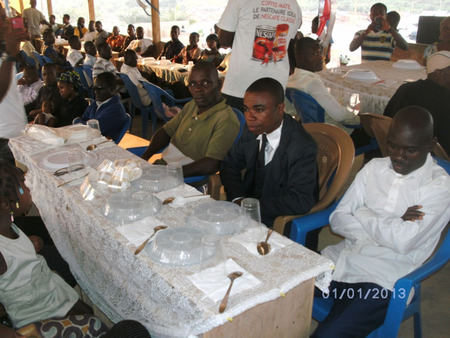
68, 147, 85, 178
241, 198, 262, 227
87, 119, 100, 131
199, 234, 227, 281
166, 162, 184, 189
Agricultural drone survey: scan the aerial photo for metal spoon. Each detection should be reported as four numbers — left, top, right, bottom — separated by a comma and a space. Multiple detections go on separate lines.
219, 271, 243, 313
86, 140, 111, 151
257, 228, 273, 256
134, 225, 167, 255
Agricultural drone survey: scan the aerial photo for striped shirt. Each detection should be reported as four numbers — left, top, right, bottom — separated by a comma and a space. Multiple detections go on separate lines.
355, 29, 395, 61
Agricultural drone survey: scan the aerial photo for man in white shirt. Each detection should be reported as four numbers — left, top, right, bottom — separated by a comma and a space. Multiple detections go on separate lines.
66, 35, 83, 68
312, 106, 450, 337
126, 26, 154, 57
83, 41, 97, 67
18, 65, 43, 105
82, 21, 96, 42
22, 0, 49, 43
220, 77, 318, 232
92, 42, 118, 79
120, 50, 151, 106
287, 37, 369, 147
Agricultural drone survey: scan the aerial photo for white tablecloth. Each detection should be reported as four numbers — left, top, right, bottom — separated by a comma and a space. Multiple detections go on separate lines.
9, 134, 333, 338
319, 60, 427, 115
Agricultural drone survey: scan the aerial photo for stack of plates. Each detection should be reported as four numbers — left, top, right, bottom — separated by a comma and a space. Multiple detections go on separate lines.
39, 149, 97, 171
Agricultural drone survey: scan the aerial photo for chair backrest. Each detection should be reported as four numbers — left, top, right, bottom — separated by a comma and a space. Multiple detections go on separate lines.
42, 55, 53, 64
140, 81, 172, 121
32, 51, 46, 67
115, 113, 131, 144
19, 50, 37, 68
231, 108, 246, 145
286, 88, 325, 123
119, 73, 145, 109
81, 65, 93, 87
361, 113, 450, 161
303, 123, 355, 213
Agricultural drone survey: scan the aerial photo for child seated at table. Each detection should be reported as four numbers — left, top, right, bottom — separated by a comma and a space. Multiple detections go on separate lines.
30, 100, 56, 126
84, 41, 97, 68
0, 163, 94, 336
200, 34, 224, 67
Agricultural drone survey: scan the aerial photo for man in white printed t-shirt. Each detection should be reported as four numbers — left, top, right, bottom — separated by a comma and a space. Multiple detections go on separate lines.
217, 0, 302, 111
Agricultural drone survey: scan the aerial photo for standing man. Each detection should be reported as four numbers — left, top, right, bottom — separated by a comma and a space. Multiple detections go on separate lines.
22, 0, 49, 46
141, 61, 240, 178
158, 25, 184, 60
220, 78, 318, 231
349, 2, 408, 61
217, 0, 302, 111
312, 106, 450, 337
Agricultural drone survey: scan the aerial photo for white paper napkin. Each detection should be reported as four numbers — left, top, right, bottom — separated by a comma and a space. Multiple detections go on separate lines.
188, 259, 262, 302
154, 185, 209, 207
116, 216, 165, 247
231, 226, 292, 256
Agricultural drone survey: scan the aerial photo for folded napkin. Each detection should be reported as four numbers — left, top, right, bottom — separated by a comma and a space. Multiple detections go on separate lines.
231, 226, 292, 257
116, 216, 165, 247
154, 185, 209, 207
188, 259, 261, 302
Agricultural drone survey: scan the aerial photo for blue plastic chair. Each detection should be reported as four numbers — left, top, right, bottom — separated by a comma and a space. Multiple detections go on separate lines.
74, 66, 94, 99
119, 73, 156, 140
285, 88, 378, 156
81, 65, 93, 86
291, 158, 450, 338
140, 81, 191, 130
32, 51, 46, 67
42, 55, 53, 64
115, 113, 131, 144
19, 50, 37, 68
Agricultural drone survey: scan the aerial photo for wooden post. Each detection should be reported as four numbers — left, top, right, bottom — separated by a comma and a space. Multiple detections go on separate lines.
18, 0, 24, 13
151, 0, 160, 44
46, 0, 52, 16
88, 0, 95, 22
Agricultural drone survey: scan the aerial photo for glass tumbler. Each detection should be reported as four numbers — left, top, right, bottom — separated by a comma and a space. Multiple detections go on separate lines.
241, 197, 262, 228
166, 162, 184, 189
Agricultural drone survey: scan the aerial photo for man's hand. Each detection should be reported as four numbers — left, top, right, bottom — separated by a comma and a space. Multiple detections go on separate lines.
402, 205, 425, 222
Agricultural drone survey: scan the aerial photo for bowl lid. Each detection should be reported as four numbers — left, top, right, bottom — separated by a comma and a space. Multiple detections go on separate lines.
104, 190, 160, 223
146, 226, 205, 266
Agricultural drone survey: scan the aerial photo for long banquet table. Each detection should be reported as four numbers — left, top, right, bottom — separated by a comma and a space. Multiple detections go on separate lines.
9, 135, 333, 338
318, 60, 427, 115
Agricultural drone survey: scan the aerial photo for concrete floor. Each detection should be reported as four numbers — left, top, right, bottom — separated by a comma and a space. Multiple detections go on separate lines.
126, 114, 449, 338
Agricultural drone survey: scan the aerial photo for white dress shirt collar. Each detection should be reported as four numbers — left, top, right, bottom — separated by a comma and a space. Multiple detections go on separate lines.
257, 120, 284, 165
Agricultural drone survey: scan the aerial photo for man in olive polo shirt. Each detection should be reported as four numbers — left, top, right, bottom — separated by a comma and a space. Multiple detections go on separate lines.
141, 61, 240, 177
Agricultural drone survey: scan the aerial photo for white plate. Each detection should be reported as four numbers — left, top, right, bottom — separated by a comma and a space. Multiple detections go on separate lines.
343, 69, 380, 82
38, 149, 98, 171
392, 59, 424, 70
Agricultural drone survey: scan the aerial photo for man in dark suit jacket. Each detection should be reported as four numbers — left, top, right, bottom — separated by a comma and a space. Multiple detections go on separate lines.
221, 77, 319, 233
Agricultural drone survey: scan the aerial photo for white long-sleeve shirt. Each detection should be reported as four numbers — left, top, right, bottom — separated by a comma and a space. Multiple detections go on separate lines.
18, 80, 43, 105
322, 155, 450, 290
287, 68, 360, 134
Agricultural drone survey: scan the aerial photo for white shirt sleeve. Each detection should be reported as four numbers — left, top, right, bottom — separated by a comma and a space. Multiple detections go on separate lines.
217, 0, 240, 32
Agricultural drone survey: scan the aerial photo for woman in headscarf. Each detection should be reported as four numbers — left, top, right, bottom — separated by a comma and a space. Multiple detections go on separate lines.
56, 70, 88, 126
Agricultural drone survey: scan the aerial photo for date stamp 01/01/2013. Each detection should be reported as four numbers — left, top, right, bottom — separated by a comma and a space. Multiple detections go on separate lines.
322, 287, 407, 300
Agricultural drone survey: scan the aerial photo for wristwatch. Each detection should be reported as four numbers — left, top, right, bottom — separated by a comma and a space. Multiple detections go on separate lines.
1, 51, 18, 62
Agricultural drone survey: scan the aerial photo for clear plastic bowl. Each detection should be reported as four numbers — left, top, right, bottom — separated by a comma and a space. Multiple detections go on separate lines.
187, 201, 244, 235
145, 226, 205, 266
103, 190, 161, 223
131, 166, 167, 192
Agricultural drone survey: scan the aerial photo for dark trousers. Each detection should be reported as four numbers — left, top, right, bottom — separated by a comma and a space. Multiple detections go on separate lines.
222, 93, 244, 112
311, 281, 391, 338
